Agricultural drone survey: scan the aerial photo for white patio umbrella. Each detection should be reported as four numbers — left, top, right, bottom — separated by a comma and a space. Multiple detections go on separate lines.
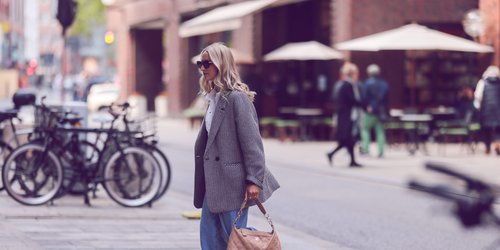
191, 48, 255, 64
335, 23, 493, 53
264, 41, 343, 61
263, 41, 343, 109
335, 23, 494, 106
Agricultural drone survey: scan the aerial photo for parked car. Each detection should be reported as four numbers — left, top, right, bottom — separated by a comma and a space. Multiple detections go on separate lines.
82, 76, 113, 101
86, 82, 120, 112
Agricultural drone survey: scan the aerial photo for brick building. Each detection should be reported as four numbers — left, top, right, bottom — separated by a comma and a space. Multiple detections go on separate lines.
106, 0, 495, 117
480, 0, 500, 66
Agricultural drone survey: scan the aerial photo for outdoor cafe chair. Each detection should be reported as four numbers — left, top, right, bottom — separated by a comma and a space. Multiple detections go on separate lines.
434, 111, 480, 155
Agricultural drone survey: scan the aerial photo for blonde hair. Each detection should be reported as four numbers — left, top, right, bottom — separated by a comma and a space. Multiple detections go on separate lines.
340, 62, 359, 78
198, 42, 255, 101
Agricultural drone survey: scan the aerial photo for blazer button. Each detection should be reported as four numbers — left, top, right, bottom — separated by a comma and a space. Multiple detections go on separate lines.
195, 155, 201, 158
215, 157, 220, 161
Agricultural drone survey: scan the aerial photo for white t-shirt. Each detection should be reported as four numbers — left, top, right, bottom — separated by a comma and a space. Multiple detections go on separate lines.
205, 89, 221, 133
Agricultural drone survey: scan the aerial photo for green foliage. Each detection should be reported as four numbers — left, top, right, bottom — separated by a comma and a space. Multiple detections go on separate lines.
69, 0, 105, 37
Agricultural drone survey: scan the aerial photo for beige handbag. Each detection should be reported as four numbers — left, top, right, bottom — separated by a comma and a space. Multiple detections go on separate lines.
227, 198, 281, 250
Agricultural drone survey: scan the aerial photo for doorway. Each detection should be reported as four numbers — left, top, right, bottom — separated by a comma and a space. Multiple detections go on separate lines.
134, 29, 164, 111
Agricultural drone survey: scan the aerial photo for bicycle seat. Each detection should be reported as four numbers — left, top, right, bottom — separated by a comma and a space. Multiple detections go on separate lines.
58, 116, 83, 126
0, 110, 18, 123
12, 91, 36, 109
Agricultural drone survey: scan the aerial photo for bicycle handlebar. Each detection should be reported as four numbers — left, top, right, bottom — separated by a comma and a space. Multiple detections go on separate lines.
408, 162, 498, 229
409, 180, 468, 203
103, 102, 131, 120
425, 162, 490, 191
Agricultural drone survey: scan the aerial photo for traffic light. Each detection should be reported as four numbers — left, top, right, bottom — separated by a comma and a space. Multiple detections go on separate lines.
26, 59, 37, 76
56, 0, 77, 36
104, 31, 115, 44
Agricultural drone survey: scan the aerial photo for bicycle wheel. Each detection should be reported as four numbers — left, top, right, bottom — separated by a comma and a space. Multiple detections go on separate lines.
147, 145, 171, 201
0, 140, 13, 191
64, 140, 101, 195
103, 146, 161, 207
2, 143, 63, 205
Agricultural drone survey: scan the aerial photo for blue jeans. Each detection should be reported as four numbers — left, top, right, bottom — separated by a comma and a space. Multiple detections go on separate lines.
200, 197, 248, 250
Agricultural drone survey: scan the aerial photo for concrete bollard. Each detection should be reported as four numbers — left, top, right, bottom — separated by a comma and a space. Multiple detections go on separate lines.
127, 92, 147, 119
155, 92, 168, 118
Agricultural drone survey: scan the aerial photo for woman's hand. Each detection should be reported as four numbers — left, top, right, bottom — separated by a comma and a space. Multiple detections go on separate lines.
245, 184, 260, 201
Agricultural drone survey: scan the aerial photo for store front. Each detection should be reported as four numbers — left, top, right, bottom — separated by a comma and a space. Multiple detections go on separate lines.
334, 0, 486, 111
133, 28, 164, 111
258, 0, 335, 116
105, 0, 169, 111
403, 23, 491, 110
177, 0, 292, 117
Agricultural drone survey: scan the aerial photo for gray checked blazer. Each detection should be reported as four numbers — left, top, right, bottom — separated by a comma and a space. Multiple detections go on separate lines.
194, 90, 280, 213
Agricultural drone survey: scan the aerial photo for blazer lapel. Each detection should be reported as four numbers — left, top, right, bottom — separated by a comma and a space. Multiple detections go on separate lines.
195, 118, 208, 155
205, 92, 229, 151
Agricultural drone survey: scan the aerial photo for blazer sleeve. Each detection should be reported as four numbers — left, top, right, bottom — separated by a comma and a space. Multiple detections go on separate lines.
233, 92, 266, 189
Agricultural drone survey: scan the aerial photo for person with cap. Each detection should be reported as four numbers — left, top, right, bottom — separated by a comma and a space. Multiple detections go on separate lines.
360, 64, 389, 158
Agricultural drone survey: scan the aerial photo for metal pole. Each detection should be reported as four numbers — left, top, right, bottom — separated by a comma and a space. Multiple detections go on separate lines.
60, 33, 66, 102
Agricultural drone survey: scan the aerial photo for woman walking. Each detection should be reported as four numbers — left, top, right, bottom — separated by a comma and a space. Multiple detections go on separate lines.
474, 65, 500, 155
192, 42, 280, 249
327, 62, 364, 167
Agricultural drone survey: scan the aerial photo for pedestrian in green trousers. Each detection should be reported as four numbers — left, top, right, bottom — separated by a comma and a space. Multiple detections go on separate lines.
361, 113, 386, 157
360, 64, 389, 157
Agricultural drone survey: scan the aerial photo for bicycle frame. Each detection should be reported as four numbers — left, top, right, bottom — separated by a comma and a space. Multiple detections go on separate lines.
35, 124, 148, 204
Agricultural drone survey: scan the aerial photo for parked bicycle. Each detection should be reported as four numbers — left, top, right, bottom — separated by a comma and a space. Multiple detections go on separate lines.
0, 91, 37, 191
2, 97, 163, 207
97, 102, 171, 202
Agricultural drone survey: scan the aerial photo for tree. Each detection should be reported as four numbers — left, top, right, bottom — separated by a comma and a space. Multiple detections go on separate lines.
69, 0, 105, 37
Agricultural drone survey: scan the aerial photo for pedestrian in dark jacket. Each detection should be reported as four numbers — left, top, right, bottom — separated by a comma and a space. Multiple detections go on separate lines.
454, 85, 475, 121
193, 42, 280, 249
475, 65, 500, 155
327, 62, 364, 167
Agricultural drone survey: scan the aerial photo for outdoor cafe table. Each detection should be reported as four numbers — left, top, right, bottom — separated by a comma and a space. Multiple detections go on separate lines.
278, 107, 297, 119
277, 107, 324, 141
427, 106, 456, 123
426, 107, 456, 119
399, 114, 432, 155
295, 108, 323, 141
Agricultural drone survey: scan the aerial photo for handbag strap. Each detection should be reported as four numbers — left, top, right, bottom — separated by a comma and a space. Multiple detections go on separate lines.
233, 198, 275, 232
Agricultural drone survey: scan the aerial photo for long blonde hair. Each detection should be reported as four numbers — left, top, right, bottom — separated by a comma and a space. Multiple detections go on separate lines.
198, 42, 255, 101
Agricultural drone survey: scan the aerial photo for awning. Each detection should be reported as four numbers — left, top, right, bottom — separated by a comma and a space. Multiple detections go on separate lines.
179, 0, 305, 38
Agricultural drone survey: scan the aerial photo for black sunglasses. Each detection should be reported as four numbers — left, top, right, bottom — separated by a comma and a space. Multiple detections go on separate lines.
196, 60, 213, 69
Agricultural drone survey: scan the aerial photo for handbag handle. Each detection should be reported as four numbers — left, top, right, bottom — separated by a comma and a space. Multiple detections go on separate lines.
233, 198, 275, 232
